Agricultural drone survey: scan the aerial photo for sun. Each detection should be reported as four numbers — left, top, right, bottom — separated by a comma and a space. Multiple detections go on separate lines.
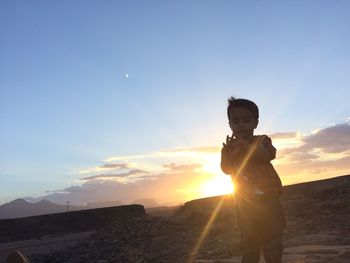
200, 175, 234, 198
197, 153, 234, 197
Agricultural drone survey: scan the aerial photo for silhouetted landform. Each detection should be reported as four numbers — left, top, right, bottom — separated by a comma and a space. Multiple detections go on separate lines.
3, 175, 350, 262
0, 198, 162, 220
0, 199, 81, 220
145, 206, 178, 218
132, 198, 160, 208
0, 205, 144, 244
86, 201, 124, 209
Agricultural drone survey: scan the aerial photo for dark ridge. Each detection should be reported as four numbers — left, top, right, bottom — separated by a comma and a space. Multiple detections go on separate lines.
28, 175, 350, 263
0, 204, 145, 243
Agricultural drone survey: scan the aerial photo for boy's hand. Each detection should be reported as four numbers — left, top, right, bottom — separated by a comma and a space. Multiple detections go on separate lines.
222, 135, 232, 154
222, 135, 233, 149
222, 135, 233, 158
221, 135, 250, 174
223, 135, 245, 159
221, 136, 233, 174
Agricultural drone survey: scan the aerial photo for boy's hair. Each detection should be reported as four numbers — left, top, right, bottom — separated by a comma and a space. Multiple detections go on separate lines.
227, 97, 259, 120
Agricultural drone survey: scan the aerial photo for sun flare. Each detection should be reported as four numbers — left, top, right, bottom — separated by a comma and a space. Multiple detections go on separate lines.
200, 175, 234, 197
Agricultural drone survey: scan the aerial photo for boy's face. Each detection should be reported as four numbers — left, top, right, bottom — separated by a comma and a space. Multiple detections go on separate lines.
229, 107, 258, 140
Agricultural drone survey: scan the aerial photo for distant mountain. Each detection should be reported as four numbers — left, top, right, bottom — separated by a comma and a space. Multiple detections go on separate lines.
0, 199, 78, 219
0, 198, 129, 219
132, 198, 160, 208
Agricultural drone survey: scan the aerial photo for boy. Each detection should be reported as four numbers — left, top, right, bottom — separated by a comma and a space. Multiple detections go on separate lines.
221, 97, 285, 263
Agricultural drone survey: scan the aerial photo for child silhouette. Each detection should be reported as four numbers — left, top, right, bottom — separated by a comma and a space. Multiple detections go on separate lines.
221, 97, 286, 263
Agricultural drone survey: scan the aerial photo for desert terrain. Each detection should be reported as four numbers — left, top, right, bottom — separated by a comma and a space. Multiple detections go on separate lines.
0, 175, 349, 263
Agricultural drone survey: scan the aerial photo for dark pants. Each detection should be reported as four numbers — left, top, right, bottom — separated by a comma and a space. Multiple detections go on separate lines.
235, 194, 285, 263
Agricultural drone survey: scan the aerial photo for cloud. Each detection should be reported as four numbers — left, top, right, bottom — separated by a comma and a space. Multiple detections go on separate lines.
273, 123, 350, 184
44, 186, 92, 194
277, 124, 350, 159
163, 163, 202, 172
104, 155, 147, 162
99, 163, 128, 169
283, 151, 319, 162
33, 123, 350, 206
301, 124, 350, 153
80, 169, 146, 181
103, 147, 221, 164
34, 152, 211, 205
270, 132, 298, 139
36, 163, 209, 206
78, 162, 129, 174
167, 146, 221, 154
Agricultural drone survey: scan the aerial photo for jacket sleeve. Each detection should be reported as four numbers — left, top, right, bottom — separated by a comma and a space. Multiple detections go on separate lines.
252, 135, 276, 161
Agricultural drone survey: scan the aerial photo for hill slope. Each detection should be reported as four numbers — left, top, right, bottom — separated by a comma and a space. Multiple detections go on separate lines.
27, 175, 350, 263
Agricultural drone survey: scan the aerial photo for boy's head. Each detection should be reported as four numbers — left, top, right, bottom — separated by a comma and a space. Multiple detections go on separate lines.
227, 97, 259, 139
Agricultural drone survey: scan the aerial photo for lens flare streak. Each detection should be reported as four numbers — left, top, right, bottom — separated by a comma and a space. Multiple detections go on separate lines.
187, 197, 225, 263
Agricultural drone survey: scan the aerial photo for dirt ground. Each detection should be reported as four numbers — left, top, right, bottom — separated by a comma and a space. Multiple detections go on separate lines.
0, 231, 94, 263
1, 176, 350, 263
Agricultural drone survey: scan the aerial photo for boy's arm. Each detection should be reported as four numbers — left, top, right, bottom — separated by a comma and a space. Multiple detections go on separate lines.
221, 145, 235, 175
220, 135, 238, 175
251, 135, 276, 162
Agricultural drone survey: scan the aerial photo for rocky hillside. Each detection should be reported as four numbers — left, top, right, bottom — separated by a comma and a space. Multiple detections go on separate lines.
28, 175, 350, 263
0, 205, 145, 244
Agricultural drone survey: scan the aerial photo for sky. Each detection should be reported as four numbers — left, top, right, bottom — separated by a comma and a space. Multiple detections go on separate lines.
1, 1, 350, 205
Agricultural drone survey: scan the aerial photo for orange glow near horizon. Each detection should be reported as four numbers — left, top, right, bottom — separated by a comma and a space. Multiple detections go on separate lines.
199, 153, 234, 197
200, 175, 234, 198
73, 137, 350, 206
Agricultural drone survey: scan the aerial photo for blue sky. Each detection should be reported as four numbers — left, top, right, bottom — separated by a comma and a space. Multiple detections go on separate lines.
1, 1, 350, 204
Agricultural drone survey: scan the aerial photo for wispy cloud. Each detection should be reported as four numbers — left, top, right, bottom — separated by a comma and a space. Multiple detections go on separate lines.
163, 163, 202, 172
301, 124, 350, 153
165, 146, 221, 154
78, 162, 129, 174
104, 155, 147, 162
37, 161, 208, 205
35, 123, 350, 205
80, 169, 147, 181
99, 163, 129, 169
277, 124, 350, 159
103, 147, 220, 164
274, 123, 350, 184
270, 132, 298, 139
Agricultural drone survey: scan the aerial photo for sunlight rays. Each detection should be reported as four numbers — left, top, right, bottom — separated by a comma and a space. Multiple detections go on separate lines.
187, 196, 225, 263
187, 139, 258, 262
200, 176, 234, 197
231, 138, 261, 188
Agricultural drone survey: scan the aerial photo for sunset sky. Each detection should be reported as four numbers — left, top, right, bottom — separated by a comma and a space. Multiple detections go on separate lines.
1, 1, 350, 205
